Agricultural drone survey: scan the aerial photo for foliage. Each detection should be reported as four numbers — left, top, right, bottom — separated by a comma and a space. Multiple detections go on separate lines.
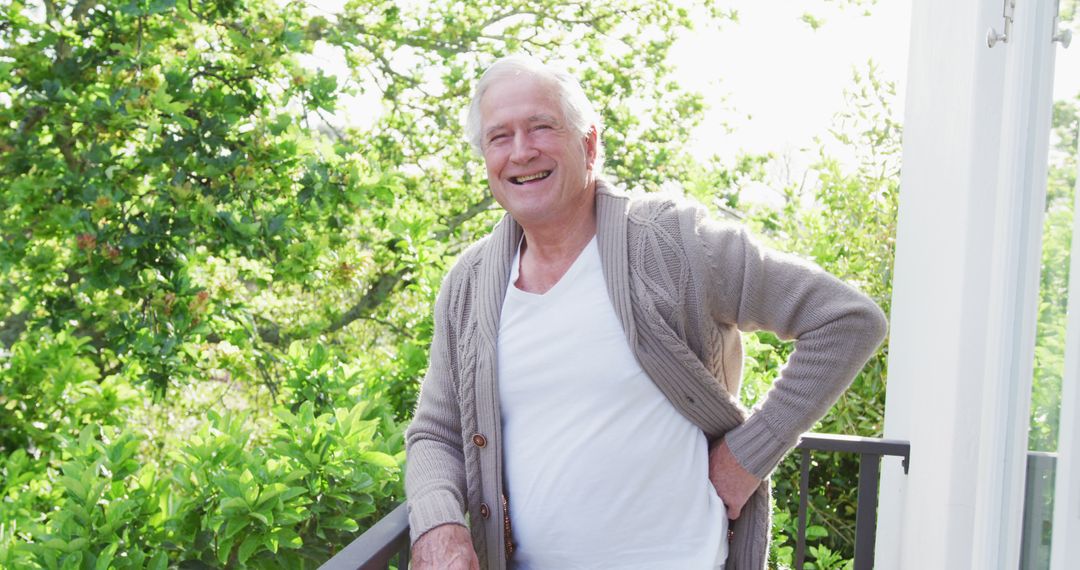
3, 400, 402, 569
1029, 94, 1079, 452
765, 63, 899, 565
686, 62, 901, 563
0, 0, 728, 416
0, 0, 732, 565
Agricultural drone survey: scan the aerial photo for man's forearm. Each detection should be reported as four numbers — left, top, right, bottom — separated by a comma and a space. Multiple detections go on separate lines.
412, 523, 479, 570
404, 437, 470, 543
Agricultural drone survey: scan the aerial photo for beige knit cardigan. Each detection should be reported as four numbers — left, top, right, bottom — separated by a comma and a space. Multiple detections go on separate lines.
405, 182, 888, 570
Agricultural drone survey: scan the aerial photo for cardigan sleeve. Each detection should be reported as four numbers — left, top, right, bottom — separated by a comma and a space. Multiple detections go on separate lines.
404, 274, 470, 544
696, 214, 888, 478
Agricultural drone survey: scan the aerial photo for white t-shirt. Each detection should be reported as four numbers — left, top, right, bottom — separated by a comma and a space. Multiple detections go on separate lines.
497, 236, 728, 569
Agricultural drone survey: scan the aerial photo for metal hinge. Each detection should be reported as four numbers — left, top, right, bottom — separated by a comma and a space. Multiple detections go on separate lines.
987, 0, 1017, 48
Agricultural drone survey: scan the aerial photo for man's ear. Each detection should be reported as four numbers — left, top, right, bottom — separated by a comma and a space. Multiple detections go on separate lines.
584, 125, 599, 171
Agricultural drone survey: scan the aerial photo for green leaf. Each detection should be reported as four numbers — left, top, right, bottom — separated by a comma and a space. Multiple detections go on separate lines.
216, 475, 244, 498
806, 524, 829, 540
255, 483, 287, 508
322, 516, 358, 532
59, 476, 88, 501
224, 516, 249, 540
237, 535, 261, 565
278, 486, 308, 502
274, 528, 303, 549
309, 343, 328, 369
148, 551, 168, 570
94, 543, 118, 570
220, 497, 248, 513
359, 451, 397, 469
217, 533, 236, 566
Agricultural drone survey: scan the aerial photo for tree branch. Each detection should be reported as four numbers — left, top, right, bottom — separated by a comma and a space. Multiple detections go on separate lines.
436, 194, 494, 240
247, 195, 496, 346
322, 269, 401, 336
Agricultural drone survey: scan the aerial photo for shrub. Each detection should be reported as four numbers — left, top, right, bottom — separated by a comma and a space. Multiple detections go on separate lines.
6, 398, 403, 569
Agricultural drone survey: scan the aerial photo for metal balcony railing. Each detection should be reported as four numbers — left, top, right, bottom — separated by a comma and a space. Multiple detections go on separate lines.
1020, 451, 1057, 570
791, 433, 910, 570
320, 433, 912, 570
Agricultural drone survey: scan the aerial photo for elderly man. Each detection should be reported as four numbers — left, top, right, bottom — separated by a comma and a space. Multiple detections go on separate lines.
404, 55, 887, 570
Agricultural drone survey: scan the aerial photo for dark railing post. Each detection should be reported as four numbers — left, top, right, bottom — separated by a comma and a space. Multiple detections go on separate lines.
853, 452, 882, 570
796, 447, 811, 570
1019, 451, 1057, 570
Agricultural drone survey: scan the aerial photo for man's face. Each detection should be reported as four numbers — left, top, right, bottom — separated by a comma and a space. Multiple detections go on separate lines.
478, 74, 597, 228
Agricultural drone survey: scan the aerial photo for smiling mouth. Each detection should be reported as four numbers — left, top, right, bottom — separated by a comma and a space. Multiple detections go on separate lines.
510, 171, 552, 185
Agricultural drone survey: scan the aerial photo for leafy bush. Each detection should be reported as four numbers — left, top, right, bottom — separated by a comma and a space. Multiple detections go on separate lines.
1, 449, 53, 569
1029, 96, 1078, 452
25, 427, 165, 570
0, 326, 136, 456
2, 398, 402, 569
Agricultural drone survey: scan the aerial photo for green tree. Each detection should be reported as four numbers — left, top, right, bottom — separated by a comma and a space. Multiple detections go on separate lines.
687, 62, 901, 563
1029, 95, 1079, 452
1, 0, 736, 565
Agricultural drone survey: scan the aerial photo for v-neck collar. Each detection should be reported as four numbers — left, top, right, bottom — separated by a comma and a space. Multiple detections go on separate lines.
507, 235, 597, 299
473, 180, 638, 350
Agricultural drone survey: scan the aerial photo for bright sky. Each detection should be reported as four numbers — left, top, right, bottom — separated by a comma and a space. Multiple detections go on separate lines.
306, 0, 920, 163
673, 0, 1079, 163
671, 0, 913, 162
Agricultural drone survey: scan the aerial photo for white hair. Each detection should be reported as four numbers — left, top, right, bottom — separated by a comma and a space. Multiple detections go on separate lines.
464, 55, 605, 170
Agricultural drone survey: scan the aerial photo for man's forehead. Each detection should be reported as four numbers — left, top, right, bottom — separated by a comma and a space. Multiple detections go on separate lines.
484, 113, 560, 131
481, 74, 559, 107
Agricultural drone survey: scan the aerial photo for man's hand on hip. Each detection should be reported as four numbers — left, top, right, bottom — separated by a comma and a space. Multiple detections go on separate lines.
708, 438, 762, 520
412, 523, 480, 570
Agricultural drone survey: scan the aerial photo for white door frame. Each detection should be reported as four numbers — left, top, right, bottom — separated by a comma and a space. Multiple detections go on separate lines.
876, 1, 1060, 567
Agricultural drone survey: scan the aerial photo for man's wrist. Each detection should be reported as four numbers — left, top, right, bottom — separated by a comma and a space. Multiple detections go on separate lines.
412, 523, 477, 569
407, 486, 469, 545
724, 413, 790, 478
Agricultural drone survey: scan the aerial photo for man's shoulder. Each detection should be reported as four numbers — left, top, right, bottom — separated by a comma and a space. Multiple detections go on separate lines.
611, 185, 739, 238
438, 217, 506, 290
628, 192, 691, 219
443, 236, 488, 284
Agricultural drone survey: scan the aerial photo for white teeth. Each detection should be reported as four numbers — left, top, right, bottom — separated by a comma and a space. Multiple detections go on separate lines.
514, 171, 550, 183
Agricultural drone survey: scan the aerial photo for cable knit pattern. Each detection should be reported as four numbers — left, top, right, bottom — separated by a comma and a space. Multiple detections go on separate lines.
405, 182, 888, 570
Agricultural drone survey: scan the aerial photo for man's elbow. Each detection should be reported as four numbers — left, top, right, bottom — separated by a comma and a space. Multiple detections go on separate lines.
858, 299, 889, 351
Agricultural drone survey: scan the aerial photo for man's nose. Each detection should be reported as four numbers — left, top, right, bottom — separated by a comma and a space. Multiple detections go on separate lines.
509, 132, 539, 163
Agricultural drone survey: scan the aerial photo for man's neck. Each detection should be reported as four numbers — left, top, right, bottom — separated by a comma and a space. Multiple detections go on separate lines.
521, 213, 596, 264
514, 191, 598, 294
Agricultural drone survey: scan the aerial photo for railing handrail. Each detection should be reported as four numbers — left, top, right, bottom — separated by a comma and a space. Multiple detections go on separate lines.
320, 432, 914, 570
319, 502, 410, 570
796, 432, 911, 472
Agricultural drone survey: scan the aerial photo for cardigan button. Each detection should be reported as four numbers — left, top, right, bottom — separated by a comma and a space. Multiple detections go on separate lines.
472, 434, 487, 448
480, 503, 491, 519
